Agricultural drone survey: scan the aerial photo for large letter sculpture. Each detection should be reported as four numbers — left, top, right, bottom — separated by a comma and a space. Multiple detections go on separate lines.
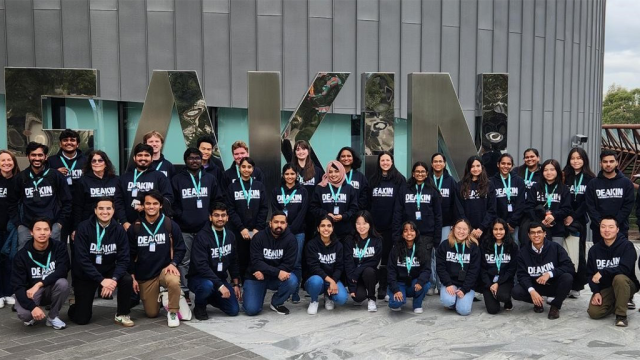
475, 73, 509, 152
361, 72, 394, 177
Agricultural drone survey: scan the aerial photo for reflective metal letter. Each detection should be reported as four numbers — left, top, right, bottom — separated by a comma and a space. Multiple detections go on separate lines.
362, 72, 394, 177
475, 73, 508, 152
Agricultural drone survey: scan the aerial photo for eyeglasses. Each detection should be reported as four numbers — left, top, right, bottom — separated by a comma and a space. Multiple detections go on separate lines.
186, 156, 202, 161
91, 159, 105, 164
529, 230, 545, 235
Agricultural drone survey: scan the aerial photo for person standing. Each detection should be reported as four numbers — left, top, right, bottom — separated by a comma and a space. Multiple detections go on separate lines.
0, 150, 18, 308
47, 129, 87, 188
337, 146, 369, 209
480, 219, 519, 314
458, 156, 497, 241
197, 135, 227, 186
143, 131, 175, 178
514, 148, 542, 247
224, 141, 265, 187
490, 153, 525, 245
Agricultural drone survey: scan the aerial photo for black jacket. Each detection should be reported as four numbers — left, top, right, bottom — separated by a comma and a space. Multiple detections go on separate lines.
0, 175, 17, 231
247, 228, 298, 280
310, 183, 359, 237
525, 181, 572, 238
516, 240, 575, 290
393, 182, 442, 242
295, 164, 324, 200
491, 173, 526, 228
270, 183, 309, 234
585, 170, 634, 232
428, 170, 462, 227
368, 175, 406, 232
226, 179, 268, 232
587, 234, 640, 293
151, 154, 175, 178
387, 243, 431, 294
224, 164, 265, 190
172, 168, 223, 233
47, 149, 87, 186
458, 180, 497, 232
513, 165, 542, 192
72, 172, 119, 230
480, 242, 519, 289
343, 234, 382, 292
187, 225, 240, 289
436, 240, 481, 294
10, 167, 72, 227
115, 168, 173, 224
344, 169, 369, 210
305, 236, 343, 283
565, 171, 594, 227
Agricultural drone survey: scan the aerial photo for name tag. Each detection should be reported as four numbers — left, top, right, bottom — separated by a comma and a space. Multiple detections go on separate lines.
196, 199, 203, 209
507, 204, 513, 212
217, 262, 223, 272
415, 211, 422, 220
493, 275, 499, 283
132, 188, 138, 197
333, 206, 340, 215
67, 177, 73, 185
149, 242, 156, 252
96, 255, 102, 264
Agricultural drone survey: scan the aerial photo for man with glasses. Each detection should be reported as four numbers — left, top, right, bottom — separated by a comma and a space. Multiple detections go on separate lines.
512, 223, 575, 319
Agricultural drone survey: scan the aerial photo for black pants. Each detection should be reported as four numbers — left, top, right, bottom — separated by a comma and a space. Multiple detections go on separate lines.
377, 228, 393, 296
352, 267, 377, 302
236, 231, 250, 282
483, 282, 513, 314
68, 271, 133, 325
572, 230, 588, 291
512, 272, 573, 309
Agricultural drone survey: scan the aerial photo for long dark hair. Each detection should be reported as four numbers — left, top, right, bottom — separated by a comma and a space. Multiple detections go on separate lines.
563, 148, 596, 181
348, 210, 382, 241
316, 215, 338, 244
336, 146, 362, 170
279, 163, 300, 187
83, 150, 116, 177
407, 161, 437, 192
460, 155, 489, 198
395, 221, 428, 264
369, 151, 405, 188
292, 140, 316, 181
482, 218, 515, 253
538, 159, 564, 186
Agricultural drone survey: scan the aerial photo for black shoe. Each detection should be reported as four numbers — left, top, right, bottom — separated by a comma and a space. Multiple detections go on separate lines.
615, 315, 628, 327
377, 293, 386, 300
629, 300, 636, 310
548, 305, 560, 320
270, 303, 290, 315
504, 301, 513, 311
194, 306, 208, 321
533, 305, 544, 313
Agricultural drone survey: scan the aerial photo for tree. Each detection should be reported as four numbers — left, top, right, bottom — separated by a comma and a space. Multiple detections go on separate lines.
602, 83, 640, 124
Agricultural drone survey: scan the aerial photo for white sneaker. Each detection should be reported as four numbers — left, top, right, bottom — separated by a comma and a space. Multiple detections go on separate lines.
384, 294, 389, 302
426, 287, 435, 296
546, 297, 555, 304
114, 314, 135, 327
46, 317, 66, 330
390, 306, 401, 312
324, 298, 335, 311
569, 290, 580, 298
353, 300, 363, 306
167, 312, 180, 327
4, 296, 15, 305
23, 319, 35, 326
367, 299, 377, 312
414, 307, 424, 314
0, 297, 5, 309
307, 301, 319, 315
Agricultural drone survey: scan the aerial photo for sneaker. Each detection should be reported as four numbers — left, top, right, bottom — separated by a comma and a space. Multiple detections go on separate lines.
307, 301, 319, 315
568, 290, 580, 298
324, 297, 335, 311
353, 300, 363, 306
46, 317, 66, 330
367, 299, 377, 312
504, 301, 513, 311
390, 307, 401, 312
291, 293, 301, 304
426, 287, 435, 296
114, 314, 134, 327
629, 300, 636, 310
384, 294, 389, 302
414, 307, 423, 314
615, 315, 628, 327
270, 303, 290, 315
548, 305, 560, 320
167, 312, 180, 328
23, 319, 35, 326
377, 292, 386, 300
194, 306, 208, 320
533, 305, 544, 313
0, 297, 5, 309
473, 293, 483, 302
546, 297, 555, 305
4, 296, 14, 305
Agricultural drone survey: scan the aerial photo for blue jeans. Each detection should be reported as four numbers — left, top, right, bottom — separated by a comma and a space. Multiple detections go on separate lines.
304, 275, 348, 305
440, 285, 475, 316
431, 226, 451, 286
188, 277, 239, 316
242, 274, 298, 316
388, 279, 429, 310
293, 233, 305, 296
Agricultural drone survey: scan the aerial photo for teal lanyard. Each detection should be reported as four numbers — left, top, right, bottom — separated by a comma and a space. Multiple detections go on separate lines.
329, 184, 342, 204
346, 170, 353, 185
190, 170, 202, 198
280, 187, 297, 208
454, 242, 466, 269
60, 156, 77, 173
406, 243, 416, 272
28, 251, 51, 270
573, 173, 584, 201
239, 178, 253, 207
524, 168, 535, 186
212, 227, 226, 258
133, 169, 145, 186
545, 184, 558, 209
433, 175, 443, 191
30, 169, 50, 189
415, 183, 424, 210
95, 222, 106, 251
155, 161, 163, 171
142, 215, 166, 238
355, 238, 371, 261
500, 173, 512, 203
494, 243, 504, 272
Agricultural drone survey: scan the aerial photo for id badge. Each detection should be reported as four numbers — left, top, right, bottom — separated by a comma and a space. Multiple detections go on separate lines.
217, 262, 223, 272
149, 242, 156, 252
507, 203, 513, 212
95, 254, 103, 264
67, 176, 73, 185
196, 199, 203, 209
333, 206, 340, 215
458, 269, 466, 281
283, 209, 288, 217
493, 275, 499, 283
131, 188, 138, 197
415, 211, 422, 220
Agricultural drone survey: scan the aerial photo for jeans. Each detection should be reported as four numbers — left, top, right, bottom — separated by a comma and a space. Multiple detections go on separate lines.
188, 277, 239, 316
242, 274, 298, 316
18, 223, 61, 250
304, 275, 348, 305
388, 279, 429, 310
179, 232, 196, 293
440, 285, 475, 316
512, 272, 573, 309
293, 233, 305, 296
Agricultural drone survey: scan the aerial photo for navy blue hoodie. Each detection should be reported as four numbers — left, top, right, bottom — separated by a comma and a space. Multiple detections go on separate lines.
126, 154, 176, 179
72, 172, 119, 230
115, 167, 173, 224
226, 179, 268, 232
587, 233, 639, 293
585, 170, 634, 232
247, 228, 298, 280
11, 239, 69, 311
491, 173, 525, 229
428, 170, 462, 227
369, 175, 406, 232
343, 234, 382, 292
172, 169, 222, 233
0, 175, 17, 231
310, 183, 359, 237
305, 236, 343, 283
480, 241, 519, 289
513, 165, 542, 193
343, 169, 369, 209
525, 181, 572, 238
270, 183, 309, 234
393, 182, 442, 243
436, 240, 481, 294
224, 163, 265, 190
73, 216, 130, 283
203, 158, 228, 191
516, 240, 575, 290
187, 225, 240, 289
127, 215, 186, 281
294, 164, 324, 199
47, 149, 87, 186
566, 171, 594, 227
387, 243, 431, 294
458, 180, 497, 232
10, 167, 72, 227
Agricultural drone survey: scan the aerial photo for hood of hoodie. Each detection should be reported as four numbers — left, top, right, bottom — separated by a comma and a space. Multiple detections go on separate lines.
597, 169, 625, 180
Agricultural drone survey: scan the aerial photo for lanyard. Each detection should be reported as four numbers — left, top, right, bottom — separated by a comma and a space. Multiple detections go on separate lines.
239, 178, 253, 207
60, 157, 77, 173
95, 222, 107, 251
433, 175, 443, 191
573, 173, 584, 201
280, 187, 297, 208
28, 251, 51, 270
524, 168, 535, 186
329, 184, 342, 204
454, 242, 466, 269
500, 173, 512, 203
142, 215, 166, 238
406, 243, 416, 273
415, 183, 424, 210
190, 170, 202, 198
355, 238, 371, 261
30, 169, 50, 189
544, 184, 558, 209
155, 161, 163, 171
494, 243, 504, 272
212, 227, 226, 257
346, 170, 353, 185
133, 169, 145, 185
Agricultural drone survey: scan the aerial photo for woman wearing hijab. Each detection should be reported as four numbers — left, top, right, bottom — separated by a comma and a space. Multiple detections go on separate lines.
310, 161, 359, 238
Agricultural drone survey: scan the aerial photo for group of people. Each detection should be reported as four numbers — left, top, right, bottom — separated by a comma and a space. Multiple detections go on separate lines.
0, 128, 639, 332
